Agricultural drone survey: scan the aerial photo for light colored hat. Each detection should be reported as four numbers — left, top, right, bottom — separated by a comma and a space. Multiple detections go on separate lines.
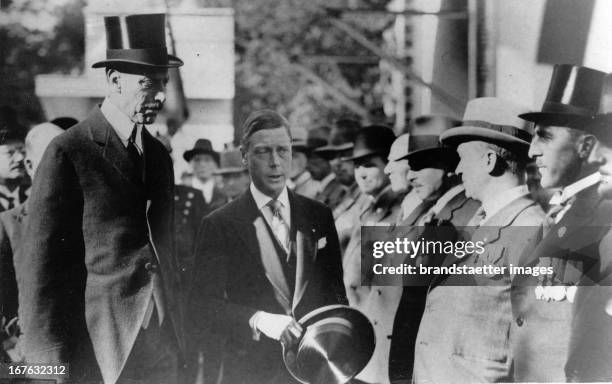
387, 133, 410, 162
214, 149, 246, 175
440, 97, 534, 147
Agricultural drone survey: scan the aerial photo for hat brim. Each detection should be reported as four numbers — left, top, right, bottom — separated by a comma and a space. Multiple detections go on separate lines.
342, 149, 384, 162
183, 148, 220, 163
519, 112, 595, 130
92, 54, 184, 69
399, 147, 457, 161
440, 126, 531, 147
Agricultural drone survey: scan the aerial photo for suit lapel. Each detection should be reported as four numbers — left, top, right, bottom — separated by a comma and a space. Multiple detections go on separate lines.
89, 108, 141, 187
290, 191, 317, 312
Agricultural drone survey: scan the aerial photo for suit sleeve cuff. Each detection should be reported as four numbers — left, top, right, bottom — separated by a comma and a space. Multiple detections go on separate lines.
249, 311, 263, 341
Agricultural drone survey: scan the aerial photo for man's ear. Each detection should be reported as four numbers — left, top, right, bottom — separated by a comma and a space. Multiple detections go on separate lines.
484, 150, 497, 174
578, 134, 597, 160
240, 145, 248, 164
106, 68, 121, 93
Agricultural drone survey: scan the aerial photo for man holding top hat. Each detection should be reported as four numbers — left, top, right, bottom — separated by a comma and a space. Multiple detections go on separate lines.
414, 97, 545, 383
513, 64, 612, 381
17, 14, 184, 384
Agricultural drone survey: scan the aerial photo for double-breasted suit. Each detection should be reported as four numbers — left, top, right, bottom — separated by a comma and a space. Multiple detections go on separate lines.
189, 188, 347, 384
16, 108, 184, 384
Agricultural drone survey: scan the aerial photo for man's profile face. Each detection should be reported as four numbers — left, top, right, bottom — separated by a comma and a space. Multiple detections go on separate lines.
588, 140, 612, 199
407, 166, 444, 201
456, 141, 489, 201
0, 140, 26, 182
354, 155, 388, 196
384, 158, 410, 193
243, 127, 292, 198
191, 153, 218, 182
113, 68, 169, 125
528, 125, 582, 188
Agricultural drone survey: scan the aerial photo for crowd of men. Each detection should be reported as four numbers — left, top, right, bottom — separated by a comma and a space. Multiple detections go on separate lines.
0, 11, 612, 384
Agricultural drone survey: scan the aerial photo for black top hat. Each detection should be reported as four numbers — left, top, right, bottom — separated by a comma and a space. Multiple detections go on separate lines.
314, 120, 362, 155
343, 125, 396, 161
282, 305, 375, 384
585, 73, 612, 143
92, 14, 183, 69
519, 64, 606, 130
183, 139, 220, 164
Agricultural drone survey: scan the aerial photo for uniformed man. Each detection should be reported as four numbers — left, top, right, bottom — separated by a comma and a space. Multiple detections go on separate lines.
0, 126, 27, 213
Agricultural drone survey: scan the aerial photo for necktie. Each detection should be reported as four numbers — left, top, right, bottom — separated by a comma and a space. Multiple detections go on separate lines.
268, 199, 290, 255
127, 125, 143, 180
543, 195, 576, 235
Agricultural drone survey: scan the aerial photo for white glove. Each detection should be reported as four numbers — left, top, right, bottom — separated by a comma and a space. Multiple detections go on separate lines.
253, 312, 293, 341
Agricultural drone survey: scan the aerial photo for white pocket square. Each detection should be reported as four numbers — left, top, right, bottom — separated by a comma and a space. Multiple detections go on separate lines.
317, 237, 327, 249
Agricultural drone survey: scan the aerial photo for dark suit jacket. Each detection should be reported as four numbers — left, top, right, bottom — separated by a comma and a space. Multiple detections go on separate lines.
0, 203, 26, 322
16, 107, 184, 384
315, 176, 347, 211
189, 188, 347, 384
174, 185, 207, 286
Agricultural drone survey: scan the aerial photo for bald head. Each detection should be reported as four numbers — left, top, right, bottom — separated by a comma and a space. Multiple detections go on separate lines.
25, 122, 64, 177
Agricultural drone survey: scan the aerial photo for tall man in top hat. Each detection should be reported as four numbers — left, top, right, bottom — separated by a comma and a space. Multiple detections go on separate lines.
515, 64, 612, 382
189, 110, 346, 384
17, 14, 184, 384
414, 98, 545, 383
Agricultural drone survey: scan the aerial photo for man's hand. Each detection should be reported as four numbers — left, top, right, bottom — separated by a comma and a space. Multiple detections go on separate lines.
254, 312, 293, 341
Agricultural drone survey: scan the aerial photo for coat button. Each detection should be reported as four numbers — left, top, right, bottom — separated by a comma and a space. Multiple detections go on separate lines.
516, 317, 524, 327
144, 262, 158, 272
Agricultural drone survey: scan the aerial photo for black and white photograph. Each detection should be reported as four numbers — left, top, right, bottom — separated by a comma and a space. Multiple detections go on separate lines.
1, 0, 612, 383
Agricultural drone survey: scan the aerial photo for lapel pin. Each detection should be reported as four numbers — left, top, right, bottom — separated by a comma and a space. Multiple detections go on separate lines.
558, 226, 567, 238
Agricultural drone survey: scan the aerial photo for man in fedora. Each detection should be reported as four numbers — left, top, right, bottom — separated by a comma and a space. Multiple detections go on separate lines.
340, 125, 403, 383
548, 70, 612, 382
214, 148, 251, 201
17, 14, 184, 383
513, 64, 612, 382
387, 132, 479, 383
308, 127, 347, 211
0, 121, 28, 213
287, 130, 325, 199
183, 138, 228, 216
189, 110, 346, 384
414, 97, 545, 383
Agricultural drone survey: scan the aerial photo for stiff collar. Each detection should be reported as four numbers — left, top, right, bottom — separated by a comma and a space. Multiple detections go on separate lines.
318, 173, 336, 192
480, 184, 529, 222
100, 98, 143, 153
429, 184, 465, 216
549, 172, 601, 205
250, 182, 290, 213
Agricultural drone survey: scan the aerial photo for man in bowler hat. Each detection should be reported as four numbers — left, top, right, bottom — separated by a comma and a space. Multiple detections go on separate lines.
17, 14, 184, 384
514, 64, 612, 382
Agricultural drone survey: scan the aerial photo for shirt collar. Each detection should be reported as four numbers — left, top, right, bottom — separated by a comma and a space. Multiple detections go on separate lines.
318, 173, 336, 191
481, 184, 529, 220
192, 178, 216, 203
429, 184, 465, 216
100, 98, 143, 152
250, 182, 290, 212
549, 172, 601, 205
